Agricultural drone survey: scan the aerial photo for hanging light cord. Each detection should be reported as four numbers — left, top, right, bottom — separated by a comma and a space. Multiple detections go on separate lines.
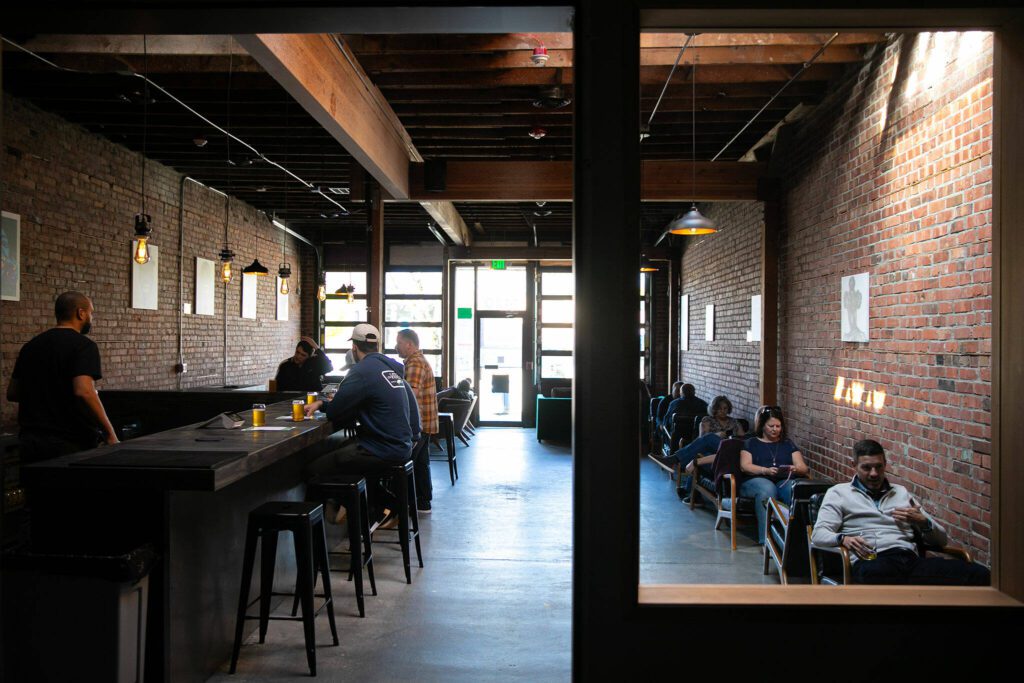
646, 33, 694, 132
140, 35, 148, 217
691, 53, 697, 198
1, 35, 348, 215
711, 32, 839, 161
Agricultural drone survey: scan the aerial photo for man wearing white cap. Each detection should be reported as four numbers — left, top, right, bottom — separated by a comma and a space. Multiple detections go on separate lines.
305, 323, 422, 524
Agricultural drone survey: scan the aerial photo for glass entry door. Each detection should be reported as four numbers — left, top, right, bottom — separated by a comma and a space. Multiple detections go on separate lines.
476, 314, 525, 424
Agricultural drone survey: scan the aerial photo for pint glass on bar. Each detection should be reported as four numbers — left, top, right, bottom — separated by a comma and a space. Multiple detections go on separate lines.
306, 392, 317, 404
252, 403, 266, 427
292, 399, 305, 421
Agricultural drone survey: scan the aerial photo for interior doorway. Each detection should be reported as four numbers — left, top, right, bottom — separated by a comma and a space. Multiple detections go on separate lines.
476, 313, 527, 424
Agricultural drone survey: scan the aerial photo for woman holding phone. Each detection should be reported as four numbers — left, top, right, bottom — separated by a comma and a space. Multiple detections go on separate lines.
740, 406, 809, 544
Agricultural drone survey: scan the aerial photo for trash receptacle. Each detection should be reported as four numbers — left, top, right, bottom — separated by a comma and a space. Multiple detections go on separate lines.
2, 543, 157, 683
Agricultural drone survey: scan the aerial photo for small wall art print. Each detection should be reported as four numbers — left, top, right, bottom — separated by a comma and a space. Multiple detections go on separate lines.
131, 240, 159, 310
841, 272, 870, 342
680, 294, 689, 351
276, 277, 289, 321
705, 304, 715, 342
1, 211, 20, 301
195, 257, 216, 316
241, 272, 258, 319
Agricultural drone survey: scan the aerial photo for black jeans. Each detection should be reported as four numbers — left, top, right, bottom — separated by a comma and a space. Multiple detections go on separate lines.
851, 548, 991, 586
412, 434, 432, 508
306, 437, 403, 518
18, 432, 92, 464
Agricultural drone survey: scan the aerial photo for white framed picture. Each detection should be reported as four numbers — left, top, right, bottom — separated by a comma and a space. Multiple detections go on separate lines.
680, 294, 689, 351
131, 240, 159, 310
747, 294, 762, 342
705, 304, 715, 342
241, 273, 258, 319
841, 272, 869, 342
276, 277, 289, 321
195, 257, 215, 315
1, 211, 20, 301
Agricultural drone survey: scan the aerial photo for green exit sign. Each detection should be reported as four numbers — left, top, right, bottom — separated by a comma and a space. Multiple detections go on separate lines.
457, 307, 473, 319
491, 260, 506, 270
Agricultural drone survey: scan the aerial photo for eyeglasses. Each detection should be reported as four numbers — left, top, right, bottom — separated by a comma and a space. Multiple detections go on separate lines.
758, 405, 782, 417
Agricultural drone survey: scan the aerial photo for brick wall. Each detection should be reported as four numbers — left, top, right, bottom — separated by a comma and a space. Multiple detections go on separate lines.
777, 32, 993, 561
678, 201, 764, 425
1, 96, 315, 430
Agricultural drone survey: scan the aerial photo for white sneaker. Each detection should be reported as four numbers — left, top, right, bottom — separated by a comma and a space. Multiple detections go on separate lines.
324, 501, 347, 525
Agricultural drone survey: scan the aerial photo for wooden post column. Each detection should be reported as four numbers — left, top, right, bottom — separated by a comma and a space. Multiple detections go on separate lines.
760, 196, 780, 406
367, 180, 385, 331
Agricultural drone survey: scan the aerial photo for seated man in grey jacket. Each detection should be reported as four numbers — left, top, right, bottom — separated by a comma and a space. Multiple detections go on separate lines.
811, 439, 989, 585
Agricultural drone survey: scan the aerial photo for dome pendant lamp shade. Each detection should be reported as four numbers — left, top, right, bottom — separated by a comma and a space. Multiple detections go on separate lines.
242, 258, 269, 276
669, 204, 716, 235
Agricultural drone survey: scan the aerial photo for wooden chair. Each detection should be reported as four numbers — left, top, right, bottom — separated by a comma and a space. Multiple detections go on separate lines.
689, 437, 755, 550
762, 480, 833, 584
805, 492, 975, 585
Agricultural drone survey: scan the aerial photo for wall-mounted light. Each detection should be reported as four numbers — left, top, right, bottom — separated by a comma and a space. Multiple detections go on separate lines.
133, 213, 152, 265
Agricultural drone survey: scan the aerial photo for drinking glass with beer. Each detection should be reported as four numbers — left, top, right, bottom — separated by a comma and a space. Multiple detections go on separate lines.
306, 392, 317, 404
292, 399, 305, 421
252, 403, 266, 427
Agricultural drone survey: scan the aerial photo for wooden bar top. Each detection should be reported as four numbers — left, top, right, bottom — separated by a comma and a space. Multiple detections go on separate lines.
21, 400, 332, 492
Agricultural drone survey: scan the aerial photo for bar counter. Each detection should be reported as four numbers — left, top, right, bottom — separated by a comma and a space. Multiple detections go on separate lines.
21, 400, 335, 683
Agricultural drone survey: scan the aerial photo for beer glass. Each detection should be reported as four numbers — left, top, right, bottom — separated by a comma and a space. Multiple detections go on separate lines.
306, 392, 317, 404
292, 399, 305, 421
252, 403, 266, 427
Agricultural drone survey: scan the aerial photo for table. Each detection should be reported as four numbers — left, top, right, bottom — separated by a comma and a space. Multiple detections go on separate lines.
21, 400, 334, 683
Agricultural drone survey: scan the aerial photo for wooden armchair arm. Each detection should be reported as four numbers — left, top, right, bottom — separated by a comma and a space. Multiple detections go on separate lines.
806, 536, 852, 585
933, 546, 972, 563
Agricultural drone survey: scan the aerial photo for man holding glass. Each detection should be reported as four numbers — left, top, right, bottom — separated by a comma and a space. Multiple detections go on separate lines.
811, 439, 989, 585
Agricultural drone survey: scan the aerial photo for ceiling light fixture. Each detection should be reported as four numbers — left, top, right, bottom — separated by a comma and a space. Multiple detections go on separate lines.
242, 258, 269, 276
317, 275, 327, 302
335, 283, 355, 303
277, 221, 291, 295
532, 85, 571, 109
529, 126, 547, 140
669, 44, 716, 236
193, 135, 208, 147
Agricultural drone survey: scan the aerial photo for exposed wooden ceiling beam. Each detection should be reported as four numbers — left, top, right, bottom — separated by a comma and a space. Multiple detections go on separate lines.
340, 32, 885, 53
390, 160, 767, 201
358, 44, 861, 71
420, 200, 472, 246
235, 33, 416, 200
15, 35, 245, 55
371, 63, 842, 87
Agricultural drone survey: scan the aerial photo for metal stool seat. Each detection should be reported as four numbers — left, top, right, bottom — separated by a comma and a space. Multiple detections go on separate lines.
229, 501, 338, 676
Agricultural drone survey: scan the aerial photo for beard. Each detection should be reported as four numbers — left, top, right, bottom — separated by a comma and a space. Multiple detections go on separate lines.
81, 321, 92, 335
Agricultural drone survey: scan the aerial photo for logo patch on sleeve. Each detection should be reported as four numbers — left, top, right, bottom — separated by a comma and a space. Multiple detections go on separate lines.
381, 370, 405, 388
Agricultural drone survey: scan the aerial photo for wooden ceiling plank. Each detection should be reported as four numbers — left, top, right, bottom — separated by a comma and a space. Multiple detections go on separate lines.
235, 33, 416, 199
16, 35, 245, 55
420, 200, 472, 246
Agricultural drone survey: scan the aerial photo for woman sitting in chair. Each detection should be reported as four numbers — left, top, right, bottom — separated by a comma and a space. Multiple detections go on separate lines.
740, 406, 809, 545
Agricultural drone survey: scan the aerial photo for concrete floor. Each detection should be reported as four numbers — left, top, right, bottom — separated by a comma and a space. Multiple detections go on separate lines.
211, 429, 775, 681
211, 428, 573, 682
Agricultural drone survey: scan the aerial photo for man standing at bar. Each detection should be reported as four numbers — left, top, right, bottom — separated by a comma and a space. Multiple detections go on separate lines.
396, 328, 437, 514
6, 291, 119, 462
305, 323, 420, 524
274, 335, 334, 392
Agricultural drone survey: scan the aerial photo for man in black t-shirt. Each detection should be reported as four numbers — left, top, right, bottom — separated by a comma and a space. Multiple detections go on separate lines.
274, 336, 334, 392
7, 291, 119, 462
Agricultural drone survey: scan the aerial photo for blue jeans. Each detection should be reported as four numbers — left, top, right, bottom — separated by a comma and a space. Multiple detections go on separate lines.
673, 433, 723, 493
739, 476, 797, 544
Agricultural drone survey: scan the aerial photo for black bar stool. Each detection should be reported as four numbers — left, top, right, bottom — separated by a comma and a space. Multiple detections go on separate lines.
229, 501, 338, 676
434, 412, 459, 485
373, 460, 424, 584
303, 475, 377, 617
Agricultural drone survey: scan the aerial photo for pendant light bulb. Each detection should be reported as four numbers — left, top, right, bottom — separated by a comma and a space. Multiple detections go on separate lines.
279, 278, 289, 295
221, 260, 233, 284
133, 237, 150, 265
277, 262, 291, 295
347, 289, 355, 304
317, 283, 327, 302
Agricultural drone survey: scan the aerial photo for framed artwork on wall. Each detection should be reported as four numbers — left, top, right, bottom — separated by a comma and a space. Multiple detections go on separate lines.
747, 295, 762, 342
841, 272, 869, 342
130, 240, 159, 310
241, 272, 257, 319
1, 211, 20, 301
195, 257, 215, 315
680, 294, 689, 351
276, 277, 288, 321
705, 304, 715, 342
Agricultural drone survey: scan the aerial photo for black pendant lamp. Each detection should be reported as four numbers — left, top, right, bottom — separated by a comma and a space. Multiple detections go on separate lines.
242, 258, 269, 276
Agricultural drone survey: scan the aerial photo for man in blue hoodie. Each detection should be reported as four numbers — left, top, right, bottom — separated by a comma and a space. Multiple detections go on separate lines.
305, 323, 421, 523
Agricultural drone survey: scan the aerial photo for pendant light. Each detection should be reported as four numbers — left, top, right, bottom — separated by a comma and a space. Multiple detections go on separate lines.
133, 35, 153, 264
219, 196, 234, 283
242, 258, 269, 276
277, 227, 291, 295
640, 259, 659, 273
317, 275, 327, 302
335, 283, 355, 303
669, 44, 716, 236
